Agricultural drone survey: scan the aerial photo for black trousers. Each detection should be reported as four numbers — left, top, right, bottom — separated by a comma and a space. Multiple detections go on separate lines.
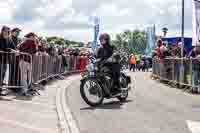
9, 56, 21, 87
111, 63, 121, 88
101, 62, 121, 89
129, 64, 135, 72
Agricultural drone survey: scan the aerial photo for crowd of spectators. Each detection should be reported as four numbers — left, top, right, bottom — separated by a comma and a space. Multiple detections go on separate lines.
0, 25, 90, 96
152, 38, 200, 93
152, 38, 184, 59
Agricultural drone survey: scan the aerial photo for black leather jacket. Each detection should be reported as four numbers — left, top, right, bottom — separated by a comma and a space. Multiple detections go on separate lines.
0, 36, 16, 63
96, 45, 114, 61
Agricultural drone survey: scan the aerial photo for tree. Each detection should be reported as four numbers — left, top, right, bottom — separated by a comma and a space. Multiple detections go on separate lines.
46, 36, 84, 48
113, 30, 147, 55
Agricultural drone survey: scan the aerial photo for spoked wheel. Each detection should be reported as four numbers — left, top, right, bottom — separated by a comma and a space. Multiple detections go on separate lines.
80, 79, 104, 107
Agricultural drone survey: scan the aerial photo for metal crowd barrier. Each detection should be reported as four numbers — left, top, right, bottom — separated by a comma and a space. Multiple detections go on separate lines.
0, 51, 89, 91
152, 57, 200, 92
0, 51, 32, 89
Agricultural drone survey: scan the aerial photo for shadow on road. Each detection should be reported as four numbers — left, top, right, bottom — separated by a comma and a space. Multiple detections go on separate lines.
0, 96, 13, 101
14, 96, 33, 101
80, 99, 133, 110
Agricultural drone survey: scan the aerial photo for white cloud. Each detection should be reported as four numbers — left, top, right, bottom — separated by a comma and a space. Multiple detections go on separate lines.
0, 7, 11, 19
119, 9, 130, 16
0, 0, 194, 42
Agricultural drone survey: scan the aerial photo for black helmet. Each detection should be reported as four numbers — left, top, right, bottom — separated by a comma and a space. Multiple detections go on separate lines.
99, 33, 110, 41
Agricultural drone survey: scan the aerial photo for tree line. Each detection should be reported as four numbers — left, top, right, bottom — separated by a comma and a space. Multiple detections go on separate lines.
45, 29, 148, 54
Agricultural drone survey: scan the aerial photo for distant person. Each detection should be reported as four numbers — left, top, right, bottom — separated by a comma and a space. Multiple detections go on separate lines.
136, 55, 141, 71
129, 54, 136, 72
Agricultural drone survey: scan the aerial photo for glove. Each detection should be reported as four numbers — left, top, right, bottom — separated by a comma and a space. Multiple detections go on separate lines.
107, 57, 113, 63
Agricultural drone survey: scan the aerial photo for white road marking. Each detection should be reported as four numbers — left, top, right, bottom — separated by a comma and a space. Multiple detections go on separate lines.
56, 76, 80, 133
186, 120, 200, 133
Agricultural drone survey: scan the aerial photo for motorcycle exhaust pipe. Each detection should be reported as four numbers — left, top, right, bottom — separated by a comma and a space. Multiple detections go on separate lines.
127, 86, 131, 91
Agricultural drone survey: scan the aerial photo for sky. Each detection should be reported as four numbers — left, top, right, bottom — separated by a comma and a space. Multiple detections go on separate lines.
0, 0, 194, 42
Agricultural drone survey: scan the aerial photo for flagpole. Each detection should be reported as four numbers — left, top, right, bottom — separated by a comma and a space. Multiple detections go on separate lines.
181, 0, 184, 58
180, 0, 185, 83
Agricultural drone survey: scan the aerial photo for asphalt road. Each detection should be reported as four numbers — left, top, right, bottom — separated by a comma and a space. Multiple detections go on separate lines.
66, 72, 200, 133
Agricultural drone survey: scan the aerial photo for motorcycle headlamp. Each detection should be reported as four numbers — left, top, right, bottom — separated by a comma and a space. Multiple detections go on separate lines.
86, 64, 95, 72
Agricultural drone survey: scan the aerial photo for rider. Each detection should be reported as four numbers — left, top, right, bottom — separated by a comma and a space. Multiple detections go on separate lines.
96, 33, 121, 92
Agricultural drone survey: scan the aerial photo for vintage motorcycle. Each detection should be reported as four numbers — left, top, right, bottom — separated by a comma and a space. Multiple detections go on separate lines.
80, 52, 132, 107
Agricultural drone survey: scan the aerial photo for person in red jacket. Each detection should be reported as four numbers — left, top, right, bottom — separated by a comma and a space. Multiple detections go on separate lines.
156, 40, 162, 58
18, 32, 38, 96
79, 53, 88, 71
18, 32, 38, 55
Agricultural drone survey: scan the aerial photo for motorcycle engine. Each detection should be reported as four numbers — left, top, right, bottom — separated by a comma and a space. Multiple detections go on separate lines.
120, 76, 128, 88
105, 74, 114, 90
112, 53, 121, 63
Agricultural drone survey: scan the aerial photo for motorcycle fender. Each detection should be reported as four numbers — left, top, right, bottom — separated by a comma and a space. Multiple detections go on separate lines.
80, 76, 101, 84
80, 76, 93, 83
80, 76, 110, 96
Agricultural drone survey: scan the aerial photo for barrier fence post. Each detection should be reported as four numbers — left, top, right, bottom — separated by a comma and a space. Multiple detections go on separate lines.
172, 58, 175, 85
189, 59, 193, 90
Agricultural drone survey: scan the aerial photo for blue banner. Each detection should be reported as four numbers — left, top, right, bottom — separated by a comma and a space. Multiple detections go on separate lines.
92, 17, 100, 52
162, 37, 193, 53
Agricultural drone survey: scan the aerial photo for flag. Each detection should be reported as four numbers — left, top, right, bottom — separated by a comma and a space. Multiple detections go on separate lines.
146, 25, 156, 56
192, 0, 200, 46
92, 17, 100, 52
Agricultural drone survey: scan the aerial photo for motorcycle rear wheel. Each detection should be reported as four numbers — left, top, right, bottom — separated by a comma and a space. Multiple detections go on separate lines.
80, 79, 104, 107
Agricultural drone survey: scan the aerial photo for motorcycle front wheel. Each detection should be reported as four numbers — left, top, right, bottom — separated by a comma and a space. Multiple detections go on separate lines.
80, 79, 104, 107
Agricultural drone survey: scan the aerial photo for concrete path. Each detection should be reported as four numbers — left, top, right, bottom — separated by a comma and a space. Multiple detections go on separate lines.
0, 80, 61, 133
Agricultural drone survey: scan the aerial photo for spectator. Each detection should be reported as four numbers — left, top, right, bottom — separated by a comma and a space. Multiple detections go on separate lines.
136, 55, 141, 71
40, 39, 48, 55
152, 50, 157, 58
9, 28, 22, 89
18, 32, 38, 54
11, 28, 21, 47
79, 53, 87, 71
140, 56, 148, 72
18, 32, 38, 96
0, 26, 15, 95
0, 26, 15, 52
155, 40, 163, 58
46, 46, 55, 56
191, 46, 200, 93
155, 39, 167, 78
187, 46, 195, 58
174, 38, 187, 58
129, 54, 136, 72
159, 42, 168, 58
